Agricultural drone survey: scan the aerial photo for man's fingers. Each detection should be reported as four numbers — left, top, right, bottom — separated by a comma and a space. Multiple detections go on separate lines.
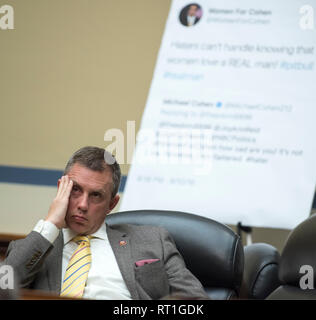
65, 179, 73, 196
56, 176, 65, 197
56, 175, 72, 198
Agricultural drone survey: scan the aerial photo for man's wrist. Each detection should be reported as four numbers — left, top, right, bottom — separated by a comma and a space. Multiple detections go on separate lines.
45, 216, 64, 230
33, 219, 60, 244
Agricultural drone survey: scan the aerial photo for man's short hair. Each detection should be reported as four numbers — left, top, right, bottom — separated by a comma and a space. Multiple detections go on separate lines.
64, 146, 121, 198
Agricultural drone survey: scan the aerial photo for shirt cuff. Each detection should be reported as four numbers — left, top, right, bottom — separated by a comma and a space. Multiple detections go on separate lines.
33, 219, 60, 244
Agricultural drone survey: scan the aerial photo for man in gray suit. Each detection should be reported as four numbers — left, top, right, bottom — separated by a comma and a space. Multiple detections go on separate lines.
4, 146, 208, 300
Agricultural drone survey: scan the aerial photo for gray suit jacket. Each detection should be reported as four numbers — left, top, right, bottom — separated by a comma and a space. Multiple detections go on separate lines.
4, 223, 208, 300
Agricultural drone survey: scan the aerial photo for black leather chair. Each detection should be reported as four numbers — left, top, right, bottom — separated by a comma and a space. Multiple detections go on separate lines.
240, 243, 281, 299
106, 210, 244, 300
267, 214, 316, 299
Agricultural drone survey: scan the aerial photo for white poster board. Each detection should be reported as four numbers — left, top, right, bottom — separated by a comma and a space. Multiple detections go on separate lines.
120, 0, 316, 229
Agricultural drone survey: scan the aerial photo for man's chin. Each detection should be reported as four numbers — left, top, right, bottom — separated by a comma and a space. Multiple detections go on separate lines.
66, 220, 89, 234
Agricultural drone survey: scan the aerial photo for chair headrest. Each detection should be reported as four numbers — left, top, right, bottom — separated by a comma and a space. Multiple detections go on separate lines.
241, 243, 281, 299
279, 214, 316, 286
106, 210, 244, 293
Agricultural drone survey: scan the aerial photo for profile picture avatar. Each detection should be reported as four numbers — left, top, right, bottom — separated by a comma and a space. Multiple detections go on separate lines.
179, 3, 203, 27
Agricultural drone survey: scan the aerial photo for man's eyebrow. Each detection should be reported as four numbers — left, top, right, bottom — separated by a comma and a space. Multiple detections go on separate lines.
91, 188, 106, 195
71, 180, 81, 187
72, 180, 106, 195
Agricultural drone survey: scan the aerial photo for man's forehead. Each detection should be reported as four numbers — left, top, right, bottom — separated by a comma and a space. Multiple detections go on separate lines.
67, 163, 112, 190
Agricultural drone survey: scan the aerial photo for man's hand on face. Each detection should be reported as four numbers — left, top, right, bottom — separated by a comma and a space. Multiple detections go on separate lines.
45, 175, 73, 229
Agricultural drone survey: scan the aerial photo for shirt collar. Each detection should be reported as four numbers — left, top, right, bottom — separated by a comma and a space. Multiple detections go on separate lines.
90, 222, 108, 241
62, 222, 108, 245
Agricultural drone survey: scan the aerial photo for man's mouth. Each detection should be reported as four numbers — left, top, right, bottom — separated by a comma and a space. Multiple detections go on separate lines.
72, 215, 88, 223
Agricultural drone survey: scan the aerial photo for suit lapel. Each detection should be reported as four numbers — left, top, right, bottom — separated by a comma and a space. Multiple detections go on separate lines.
106, 224, 139, 300
46, 231, 63, 294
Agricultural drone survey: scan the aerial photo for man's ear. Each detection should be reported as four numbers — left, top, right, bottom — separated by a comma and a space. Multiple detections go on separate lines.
107, 194, 120, 213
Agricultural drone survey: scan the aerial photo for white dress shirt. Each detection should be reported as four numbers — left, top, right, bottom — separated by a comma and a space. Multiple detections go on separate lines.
33, 220, 132, 300
187, 15, 197, 26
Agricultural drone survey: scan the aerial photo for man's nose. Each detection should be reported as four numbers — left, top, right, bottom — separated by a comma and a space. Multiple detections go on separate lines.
78, 193, 89, 212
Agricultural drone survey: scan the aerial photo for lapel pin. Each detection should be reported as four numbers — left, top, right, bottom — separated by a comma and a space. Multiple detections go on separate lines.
119, 240, 127, 246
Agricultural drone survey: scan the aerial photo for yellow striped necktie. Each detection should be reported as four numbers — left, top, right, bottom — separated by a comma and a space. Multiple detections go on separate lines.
60, 235, 92, 298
